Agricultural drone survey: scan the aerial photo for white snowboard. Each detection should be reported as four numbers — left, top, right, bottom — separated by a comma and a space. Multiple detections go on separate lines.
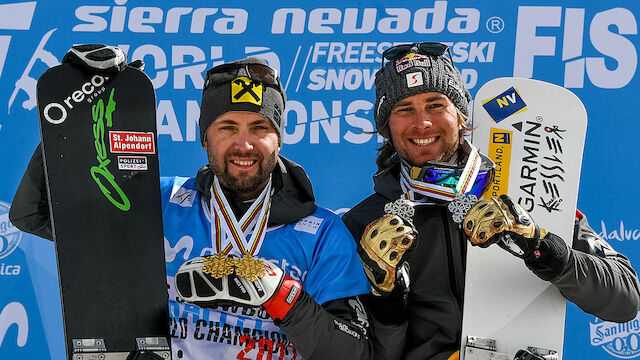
461, 78, 587, 360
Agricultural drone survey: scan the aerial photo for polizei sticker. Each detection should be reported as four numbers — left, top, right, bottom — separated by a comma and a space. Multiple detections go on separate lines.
117, 156, 148, 170
109, 131, 156, 154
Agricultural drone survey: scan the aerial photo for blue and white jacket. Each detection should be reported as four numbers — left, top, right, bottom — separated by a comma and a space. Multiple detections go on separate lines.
161, 156, 371, 360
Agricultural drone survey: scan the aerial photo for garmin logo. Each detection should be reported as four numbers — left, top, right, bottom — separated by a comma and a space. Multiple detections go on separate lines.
43, 74, 109, 124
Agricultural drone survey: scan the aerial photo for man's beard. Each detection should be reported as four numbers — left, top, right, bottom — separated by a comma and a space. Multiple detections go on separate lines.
210, 150, 279, 196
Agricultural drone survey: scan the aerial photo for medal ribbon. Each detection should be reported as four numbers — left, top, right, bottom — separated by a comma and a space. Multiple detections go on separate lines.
400, 147, 481, 202
208, 176, 272, 256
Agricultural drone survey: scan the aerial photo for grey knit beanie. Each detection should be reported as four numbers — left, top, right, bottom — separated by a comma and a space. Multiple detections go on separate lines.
199, 57, 286, 145
374, 50, 471, 138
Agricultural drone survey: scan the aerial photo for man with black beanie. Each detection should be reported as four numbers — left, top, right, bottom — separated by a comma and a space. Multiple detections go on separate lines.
342, 43, 640, 360
10, 52, 373, 360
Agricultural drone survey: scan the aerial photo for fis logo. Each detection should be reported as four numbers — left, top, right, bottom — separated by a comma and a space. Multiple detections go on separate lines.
514, 6, 638, 89
482, 87, 527, 123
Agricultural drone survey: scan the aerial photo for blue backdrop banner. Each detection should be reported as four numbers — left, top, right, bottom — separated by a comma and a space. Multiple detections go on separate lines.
1, 1, 639, 359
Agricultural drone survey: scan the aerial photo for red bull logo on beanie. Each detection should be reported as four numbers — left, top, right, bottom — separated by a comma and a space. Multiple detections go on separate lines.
395, 53, 431, 73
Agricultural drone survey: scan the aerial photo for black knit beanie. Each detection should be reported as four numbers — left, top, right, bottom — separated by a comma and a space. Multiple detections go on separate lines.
199, 57, 286, 145
374, 50, 471, 138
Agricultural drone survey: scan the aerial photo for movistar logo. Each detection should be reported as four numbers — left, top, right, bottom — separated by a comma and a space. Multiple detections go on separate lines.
90, 88, 130, 211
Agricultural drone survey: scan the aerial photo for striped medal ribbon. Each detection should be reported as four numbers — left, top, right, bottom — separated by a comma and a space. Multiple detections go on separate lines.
400, 147, 481, 202
208, 175, 272, 256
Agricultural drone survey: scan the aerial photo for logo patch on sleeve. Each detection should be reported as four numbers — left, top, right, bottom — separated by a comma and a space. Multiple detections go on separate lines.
406, 72, 423, 88
231, 76, 263, 105
170, 188, 196, 208
294, 215, 323, 235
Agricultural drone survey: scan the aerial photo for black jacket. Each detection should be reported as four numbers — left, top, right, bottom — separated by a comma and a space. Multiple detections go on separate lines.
343, 160, 640, 360
10, 145, 373, 360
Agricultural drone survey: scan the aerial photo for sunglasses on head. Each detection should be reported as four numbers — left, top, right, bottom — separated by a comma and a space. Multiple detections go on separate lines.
204, 62, 279, 91
381, 42, 454, 70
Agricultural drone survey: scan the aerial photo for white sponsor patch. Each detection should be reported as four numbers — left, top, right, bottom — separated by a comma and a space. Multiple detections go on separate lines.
286, 285, 299, 304
170, 188, 196, 208
406, 72, 423, 87
117, 156, 148, 170
294, 215, 323, 235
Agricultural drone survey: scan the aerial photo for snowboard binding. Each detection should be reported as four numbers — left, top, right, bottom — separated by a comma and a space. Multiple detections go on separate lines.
464, 336, 558, 360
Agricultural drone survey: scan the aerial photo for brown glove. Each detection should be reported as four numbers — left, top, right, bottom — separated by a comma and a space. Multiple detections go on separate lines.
357, 214, 416, 296
463, 194, 547, 257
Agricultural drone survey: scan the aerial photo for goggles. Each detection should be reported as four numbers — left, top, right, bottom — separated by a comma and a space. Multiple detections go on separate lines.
204, 63, 279, 92
381, 42, 454, 71
420, 165, 493, 199
405, 157, 494, 199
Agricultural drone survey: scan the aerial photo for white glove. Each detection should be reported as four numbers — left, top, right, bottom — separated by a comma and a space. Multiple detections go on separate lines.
175, 254, 302, 320
62, 44, 144, 73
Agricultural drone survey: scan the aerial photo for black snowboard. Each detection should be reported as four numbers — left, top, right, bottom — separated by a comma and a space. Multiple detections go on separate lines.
36, 64, 170, 359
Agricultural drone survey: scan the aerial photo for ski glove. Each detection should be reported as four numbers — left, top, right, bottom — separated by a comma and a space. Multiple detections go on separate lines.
463, 194, 547, 257
62, 44, 144, 73
174, 254, 301, 321
463, 195, 570, 280
524, 232, 570, 281
358, 214, 416, 296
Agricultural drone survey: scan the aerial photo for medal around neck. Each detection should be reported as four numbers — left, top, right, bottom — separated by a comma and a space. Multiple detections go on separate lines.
384, 198, 416, 226
202, 253, 267, 281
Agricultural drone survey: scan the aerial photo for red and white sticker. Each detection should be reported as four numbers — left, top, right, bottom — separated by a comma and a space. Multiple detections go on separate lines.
110, 131, 155, 154
406, 72, 424, 87
117, 156, 148, 170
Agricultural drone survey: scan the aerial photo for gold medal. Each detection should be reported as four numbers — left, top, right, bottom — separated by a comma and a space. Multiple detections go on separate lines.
234, 255, 266, 282
202, 253, 235, 279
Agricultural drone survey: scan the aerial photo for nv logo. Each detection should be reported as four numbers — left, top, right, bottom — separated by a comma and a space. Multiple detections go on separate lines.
231, 76, 263, 105
482, 86, 527, 123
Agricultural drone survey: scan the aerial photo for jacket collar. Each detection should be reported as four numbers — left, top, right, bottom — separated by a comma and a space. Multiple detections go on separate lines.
194, 155, 317, 225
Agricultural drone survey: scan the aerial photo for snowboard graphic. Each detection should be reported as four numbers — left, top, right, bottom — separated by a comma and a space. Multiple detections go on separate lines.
461, 78, 587, 360
36, 64, 170, 359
